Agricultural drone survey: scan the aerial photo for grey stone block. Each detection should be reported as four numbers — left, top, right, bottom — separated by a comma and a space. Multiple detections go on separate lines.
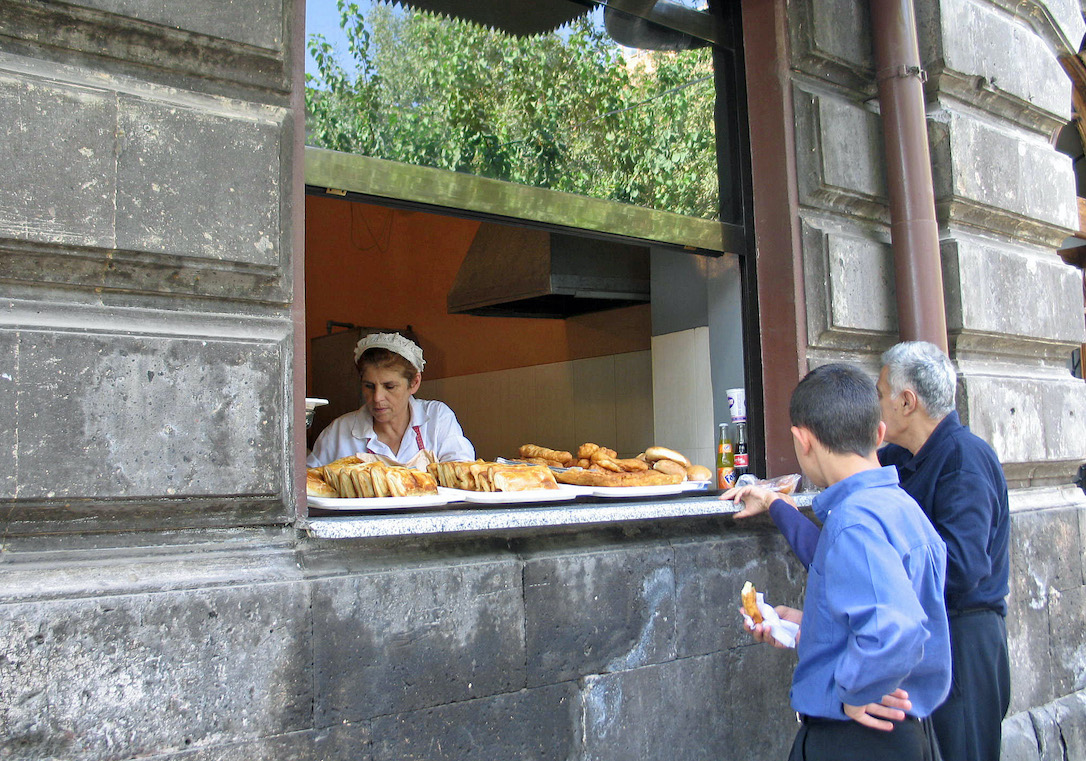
13, 328, 284, 499
523, 543, 677, 687
790, 0, 874, 91
1001, 710, 1041, 761
794, 88, 887, 220
127, 723, 371, 761
66, 0, 284, 51
115, 95, 283, 266
0, 583, 312, 760
1005, 509, 1083, 712
311, 559, 525, 723
580, 648, 798, 761
0, 71, 117, 248
0, 331, 15, 497
960, 375, 1086, 466
1048, 584, 1086, 697
944, 238, 1085, 345
931, 108, 1077, 241
369, 683, 578, 761
933, 0, 1069, 130
801, 218, 897, 348
673, 528, 807, 658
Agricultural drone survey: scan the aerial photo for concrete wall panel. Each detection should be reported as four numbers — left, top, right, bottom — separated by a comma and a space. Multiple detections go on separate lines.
946, 239, 1085, 344
523, 543, 677, 687
795, 89, 887, 220
369, 683, 579, 761
0, 70, 117, 248
0, 583, 311, 760
9, 325, 285, 500
115, 96, 282, 266
960, 375, 1086, 466
931, 109, 1077, 241
311, 559, 525, 723
673, 529, 807, 658
580, 649, 797, 761
800, 218, 897, 349
65, 0, 285, 51
935, 0, 1070, 127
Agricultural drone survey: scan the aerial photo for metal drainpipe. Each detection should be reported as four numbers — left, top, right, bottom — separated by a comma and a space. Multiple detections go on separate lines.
870, 0, 949, 353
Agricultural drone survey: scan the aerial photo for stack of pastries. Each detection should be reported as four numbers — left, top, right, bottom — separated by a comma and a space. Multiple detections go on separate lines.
427, 460, 558, 492
514, 442, 712, 488
307, 455, 438, 499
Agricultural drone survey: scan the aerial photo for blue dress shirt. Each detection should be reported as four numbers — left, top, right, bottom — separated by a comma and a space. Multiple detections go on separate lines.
790, 467, 952, 720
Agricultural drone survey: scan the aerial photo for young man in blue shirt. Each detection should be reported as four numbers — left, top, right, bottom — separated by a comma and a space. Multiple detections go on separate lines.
745, 363, 951, 761
732, 342, 1011, 761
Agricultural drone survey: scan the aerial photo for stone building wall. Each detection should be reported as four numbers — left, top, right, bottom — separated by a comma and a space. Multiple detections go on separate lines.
2, 0, 1086, 759
788, 0, 1086, 753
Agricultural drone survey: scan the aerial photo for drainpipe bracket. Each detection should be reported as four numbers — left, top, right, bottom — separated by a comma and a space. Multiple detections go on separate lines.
876, 65, 928, 84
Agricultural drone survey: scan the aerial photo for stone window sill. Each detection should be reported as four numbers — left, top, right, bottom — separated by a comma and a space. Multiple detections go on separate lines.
302, 491, 815, 540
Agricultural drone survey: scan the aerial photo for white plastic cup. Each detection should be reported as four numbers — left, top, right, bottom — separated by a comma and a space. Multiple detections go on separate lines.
726, 388, 747, 422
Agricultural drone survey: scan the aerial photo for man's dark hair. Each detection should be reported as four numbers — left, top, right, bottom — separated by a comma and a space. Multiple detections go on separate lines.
789, 363, 881, 456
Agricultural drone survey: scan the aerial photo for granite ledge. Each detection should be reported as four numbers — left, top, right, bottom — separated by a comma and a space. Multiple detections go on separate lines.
302, 492, 816, 540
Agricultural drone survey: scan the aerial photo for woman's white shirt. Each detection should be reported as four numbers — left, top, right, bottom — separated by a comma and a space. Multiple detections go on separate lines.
307, 397, 475, 467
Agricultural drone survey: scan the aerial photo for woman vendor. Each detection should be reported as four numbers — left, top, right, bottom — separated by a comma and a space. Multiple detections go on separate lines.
307, 332, 475, 467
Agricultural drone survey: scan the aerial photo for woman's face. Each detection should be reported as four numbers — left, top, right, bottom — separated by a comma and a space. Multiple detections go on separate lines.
361, 364, 421, 425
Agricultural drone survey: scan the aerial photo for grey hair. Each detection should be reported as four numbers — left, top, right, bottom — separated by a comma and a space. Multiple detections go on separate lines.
880, 341, 957, 419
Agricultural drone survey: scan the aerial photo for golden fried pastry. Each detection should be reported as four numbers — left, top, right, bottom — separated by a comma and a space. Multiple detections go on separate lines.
428, 460, 558, 491
554, 469, 683, 488
518, 444, 573, 466
306, 468, 338, 498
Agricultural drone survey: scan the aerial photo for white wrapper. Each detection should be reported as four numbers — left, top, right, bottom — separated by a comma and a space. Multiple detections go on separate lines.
741, 592, 801, 649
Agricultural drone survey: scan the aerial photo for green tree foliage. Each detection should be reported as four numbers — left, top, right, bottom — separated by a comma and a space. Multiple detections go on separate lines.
306, 1, 718, 219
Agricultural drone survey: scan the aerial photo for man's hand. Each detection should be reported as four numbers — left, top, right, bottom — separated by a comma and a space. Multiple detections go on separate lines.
843, 689, 912, 731
723, 485, 796, 519
740, 604, 802, 648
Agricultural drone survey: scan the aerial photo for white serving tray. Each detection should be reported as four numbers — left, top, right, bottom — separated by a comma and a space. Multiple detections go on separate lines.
444, 484, 590, 504
308, 486, 466, 511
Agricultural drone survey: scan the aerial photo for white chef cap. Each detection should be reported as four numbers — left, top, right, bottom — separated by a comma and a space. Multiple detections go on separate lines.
353, 332, 426, 373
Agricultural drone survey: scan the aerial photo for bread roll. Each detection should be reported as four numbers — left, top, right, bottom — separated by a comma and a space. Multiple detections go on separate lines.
652, 459, 688, 478
686, 464, 712, 481
644, 446, 691, 468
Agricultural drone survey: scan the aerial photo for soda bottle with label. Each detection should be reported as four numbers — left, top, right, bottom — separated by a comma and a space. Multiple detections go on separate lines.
733, 421, 749, 479
717, 422, 735, 489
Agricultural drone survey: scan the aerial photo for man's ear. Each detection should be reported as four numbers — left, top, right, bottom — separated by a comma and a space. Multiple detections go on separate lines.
791, 425, 813, 456
899, 387, 919, 416
874, 420, 886, 450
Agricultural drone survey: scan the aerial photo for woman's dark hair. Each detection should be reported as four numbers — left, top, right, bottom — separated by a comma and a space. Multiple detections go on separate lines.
789, 363, 881, 456
356, 347, 417, 383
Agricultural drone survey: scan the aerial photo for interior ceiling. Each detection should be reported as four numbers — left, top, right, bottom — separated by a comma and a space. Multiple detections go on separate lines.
389, 0, 594, 36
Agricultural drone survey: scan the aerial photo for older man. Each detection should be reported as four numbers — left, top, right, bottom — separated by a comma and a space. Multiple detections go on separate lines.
729, 341, 1011, 761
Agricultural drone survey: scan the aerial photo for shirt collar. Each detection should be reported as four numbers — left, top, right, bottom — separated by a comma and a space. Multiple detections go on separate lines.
350, 396, 426, 442
899, 410, 961, 473
812, 465, 901, 522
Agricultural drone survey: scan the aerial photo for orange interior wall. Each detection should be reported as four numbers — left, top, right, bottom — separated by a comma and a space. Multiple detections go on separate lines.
304, 195, 650, 385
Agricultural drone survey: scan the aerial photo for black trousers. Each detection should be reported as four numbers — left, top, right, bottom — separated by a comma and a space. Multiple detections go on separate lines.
787, 716, 938, 761
931, 610, 1011, 761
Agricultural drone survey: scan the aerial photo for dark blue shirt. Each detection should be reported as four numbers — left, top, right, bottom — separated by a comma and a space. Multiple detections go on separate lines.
791, 467, 951, 719
769, 411, 1010, 616
878, 411, 1010, 616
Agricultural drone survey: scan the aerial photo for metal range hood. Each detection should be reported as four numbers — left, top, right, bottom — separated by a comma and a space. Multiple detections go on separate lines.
447, 222, 651, 319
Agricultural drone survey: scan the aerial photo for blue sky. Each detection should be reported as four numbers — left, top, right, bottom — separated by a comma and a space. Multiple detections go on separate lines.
305, 1, 359, 78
